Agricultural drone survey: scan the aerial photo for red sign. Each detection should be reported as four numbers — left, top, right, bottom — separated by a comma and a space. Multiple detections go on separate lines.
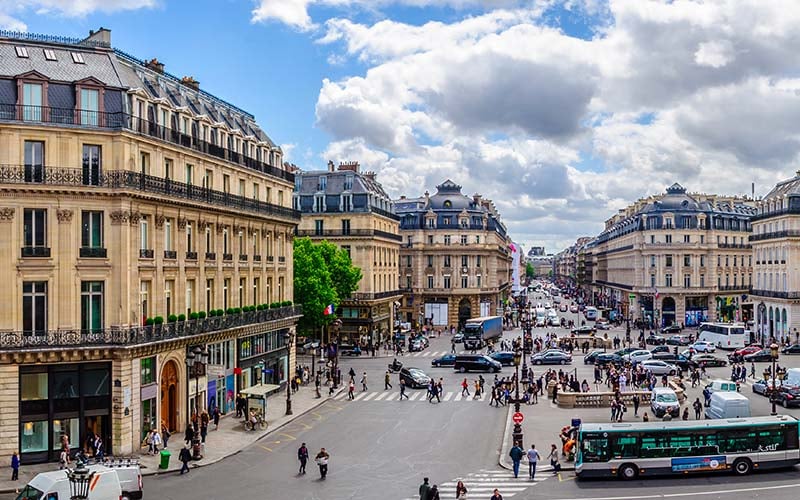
512, 412, 524, 424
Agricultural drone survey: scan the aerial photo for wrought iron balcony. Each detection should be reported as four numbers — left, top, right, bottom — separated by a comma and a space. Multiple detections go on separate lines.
0, 305, 303, 350
0, 164, 300, 221
79, 247, 107, 258
239, 254, 248, 262
139, 248, 154, 259
295, 228, 402, 241
223, 253, 233, 261
267, 256, 274, 262
164, 250, 177, 259
21, 246, 50, 258
253, 255, 262, 262
186, 251, 198, 260
278, 256, 286, 263
347, 290, 405, 301
205, 252, 216, 261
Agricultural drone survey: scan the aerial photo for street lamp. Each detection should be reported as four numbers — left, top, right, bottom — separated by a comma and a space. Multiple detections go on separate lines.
512, 347, 524, 447
66, 462, 95, 500
771, 342, 779, 416
185, 349, 196, 429
285, 331, 295, 415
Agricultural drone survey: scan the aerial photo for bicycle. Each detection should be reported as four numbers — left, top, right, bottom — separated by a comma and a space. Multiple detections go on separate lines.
244, 411, 267, 430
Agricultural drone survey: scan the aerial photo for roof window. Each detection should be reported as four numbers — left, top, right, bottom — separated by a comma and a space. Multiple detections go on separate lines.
14, 46, 28, 58
43, 49, 57, 61
70, 52, 85, 64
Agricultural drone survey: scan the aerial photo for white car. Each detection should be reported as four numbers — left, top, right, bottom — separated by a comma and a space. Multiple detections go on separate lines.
692, 341, 716, 353
544, 302, 552, 309
640, 359, 678, 376
624, 349, 653, 364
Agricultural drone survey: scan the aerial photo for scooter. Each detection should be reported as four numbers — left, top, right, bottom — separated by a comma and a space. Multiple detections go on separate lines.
388, 360, 403, 373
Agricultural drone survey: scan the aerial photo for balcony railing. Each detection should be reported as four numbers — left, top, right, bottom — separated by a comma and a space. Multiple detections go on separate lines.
0, 305, 303, 349
750, 230, 800, 242
164, 250, 177, 259
295, 229, 402, 241
718, 242, 752, 249
267, 255, 274, 262
186, 251, 198, 260
21, 246, 50, 258
278, 256, 286, 263
253, 255, 262, 262
0, 105, 294, 184
750, 289, 800, 299
718, 285, 748, 292
205, 252, 216, 261
139, 248, 154, 259
0, 165, 300, 221
223, 253, 233, 261
79, 247, 107, 258
348, 290, 405, 301
239, 254, 248, 262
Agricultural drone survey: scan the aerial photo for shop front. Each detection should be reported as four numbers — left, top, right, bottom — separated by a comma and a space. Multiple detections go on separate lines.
206, 339, 236, 415
19, 362, 111, 464
237, 328, 289, 392
685, 296, 709, 327
139, 356, 158, 443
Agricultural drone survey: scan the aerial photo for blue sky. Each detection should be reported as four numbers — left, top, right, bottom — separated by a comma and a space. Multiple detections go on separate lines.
6, 1, 800, 253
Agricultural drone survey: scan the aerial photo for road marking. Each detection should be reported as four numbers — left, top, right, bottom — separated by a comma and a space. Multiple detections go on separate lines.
259, 445, 272, 452
278, 433, 295, 441
443, 391, 454, 401
408, 392, 421, 401
362, 392, 377, 401
352, 392, 367, 401
454, 392, 463, 402
374, 392, 388, 401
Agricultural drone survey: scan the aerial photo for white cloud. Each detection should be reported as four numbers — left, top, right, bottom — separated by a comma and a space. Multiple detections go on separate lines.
694, 40, 735, 68
0, 0, 156, 30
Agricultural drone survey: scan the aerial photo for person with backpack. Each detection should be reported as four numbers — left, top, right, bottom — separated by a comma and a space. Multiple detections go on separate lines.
297, 442, 309, 474
179, 445, 192, 474
509, 442, 524, 478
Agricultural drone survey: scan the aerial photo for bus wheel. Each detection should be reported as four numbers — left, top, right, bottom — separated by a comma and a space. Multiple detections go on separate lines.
733, 458, 752, 476
618, 464, 638, 480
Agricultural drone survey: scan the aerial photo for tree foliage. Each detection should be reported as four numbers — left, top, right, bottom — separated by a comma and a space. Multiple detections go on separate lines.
293, 237, 362, 334
525, 262, 535, 278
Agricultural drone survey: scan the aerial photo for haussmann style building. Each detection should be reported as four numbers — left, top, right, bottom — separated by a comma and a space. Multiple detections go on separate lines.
0, 29, 302, 464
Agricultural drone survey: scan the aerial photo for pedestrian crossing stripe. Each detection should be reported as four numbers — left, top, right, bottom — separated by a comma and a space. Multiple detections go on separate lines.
362, 392, 377, 401
374, 392, 389, 401
400, 467, 550, 500
343, 390, 490, 403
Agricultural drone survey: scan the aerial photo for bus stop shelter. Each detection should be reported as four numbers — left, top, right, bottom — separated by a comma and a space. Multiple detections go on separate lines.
240, 384, 280, 418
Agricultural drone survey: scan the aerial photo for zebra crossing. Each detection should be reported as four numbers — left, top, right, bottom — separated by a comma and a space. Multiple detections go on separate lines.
400, 466, 552, 500
333, 389, 494, 403
405, 350, 454, 358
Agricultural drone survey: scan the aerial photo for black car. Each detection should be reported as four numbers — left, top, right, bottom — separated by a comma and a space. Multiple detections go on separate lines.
651, 345, 671, 354
594, 353, 623, 367
572, 325, 595, 335
652, 353, 695, 370
646, 334, 667, 345
489, 351, 516, 366
744, 349, 777, 362
666, 335, 691, 346
531, 351, 572, 365
661, 325, 682, 334
690, 354, 727, 368
399, 367, 431, 388
775, 386, 800, 408
431, 354, 456, 367
454, 354, 502, 373
782, 344, 800, 355
584, 350, 604, 364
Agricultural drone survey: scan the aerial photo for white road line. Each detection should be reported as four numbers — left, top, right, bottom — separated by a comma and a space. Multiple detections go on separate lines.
422, 352, 432, 357
385, 392, 398, 401
543, 481, 800, 500
443, 391, 454, 401
374, 392, 388, 401
362, 392, 377, 401
332, 392, 345, 400
411, 352, 422, 357
352, 392, 367, 401
454, 392, 463, 402
408, 392, 421, 401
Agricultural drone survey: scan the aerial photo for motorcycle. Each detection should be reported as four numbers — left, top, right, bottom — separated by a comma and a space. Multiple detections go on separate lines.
388, 360, 403, 373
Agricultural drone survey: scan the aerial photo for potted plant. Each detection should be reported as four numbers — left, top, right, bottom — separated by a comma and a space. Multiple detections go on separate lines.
189, 312, 199, 321
178, 313, 186, 322
167, 314, 178, 323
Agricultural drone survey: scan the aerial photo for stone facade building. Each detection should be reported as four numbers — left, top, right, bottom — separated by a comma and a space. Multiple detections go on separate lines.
395, 180, 512, 329
0, 29, 301, 464
586, 183, 755, 327
294, 161, 402, 346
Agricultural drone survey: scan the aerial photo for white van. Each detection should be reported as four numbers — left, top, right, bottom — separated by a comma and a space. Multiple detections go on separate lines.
784, 368, 800, 387
704, 379, 738, 396
705, 392, 751, 419
16, 463, 142, 500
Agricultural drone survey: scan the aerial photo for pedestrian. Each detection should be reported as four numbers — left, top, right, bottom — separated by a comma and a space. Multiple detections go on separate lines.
490, 488, 503, 500
552, 383, 558, 404
399, 378, 409, 400
161, 423, 171, 448
548, 444, 561, 474
632, 394, 640, 416
11, 452, 19, 481
179, 445, 191, 474
94, 436, 104, 460
184, 424, 194, 446
200, 419, 208, 444
212, 406, 220, 430
435, 378, 443, 403
429, 485, 440, 500
509, 441, 524, 478
642, 411, 649, 422
526, 444, 541, 480
361, 372, 368, 392
315, 447, 330, 479
385, 370, 393, 390
150, 428, 162, 454
682, 407, 689, 420
693, 397, 702, 419
474, 379, 481, 399
348, 379, 355, 400
59, 446, 69, 469
348, 367, 356, 380
298, 442, 309, 474
419, 477, 431, 500
455, 480, 467, 500
461, 378, 471, 397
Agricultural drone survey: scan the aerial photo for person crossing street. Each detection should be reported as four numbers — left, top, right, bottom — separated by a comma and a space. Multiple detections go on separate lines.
526, 443, 541, 480
297, 442, 309, 474
399, 378, 409, 400
461, 378, 470, 397
385, 370, 393, 390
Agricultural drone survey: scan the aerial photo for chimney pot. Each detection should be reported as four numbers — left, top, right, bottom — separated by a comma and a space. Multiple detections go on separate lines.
180, 76, 200, 91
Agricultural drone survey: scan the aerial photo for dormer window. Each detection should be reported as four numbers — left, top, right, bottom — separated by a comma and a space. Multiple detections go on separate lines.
70, 52, 85, 64
318, 176, 327, 191
443, 200, 452, 208
344, 175, 353, 191
43, 49, 56, 61
15, 46, 28, 58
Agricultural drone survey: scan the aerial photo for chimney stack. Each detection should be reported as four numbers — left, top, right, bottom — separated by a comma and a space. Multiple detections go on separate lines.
84, 27, 111, 47
327, 160, 335, 172
146, 58, 164, 74
180, 76, 200, 91
337, 161, 360, 173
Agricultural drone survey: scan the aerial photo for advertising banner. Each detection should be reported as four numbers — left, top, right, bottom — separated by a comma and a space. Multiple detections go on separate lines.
671, 456, 726, 472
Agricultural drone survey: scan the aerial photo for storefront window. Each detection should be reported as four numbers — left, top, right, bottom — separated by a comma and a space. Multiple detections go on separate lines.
141, 399, 155, 443
81, 369, 109, 396
21, 373, 47, 400
141, 357, 156, 385
21, 421, 47, 453
52, 418, 79, 450
52, 371, 78, 399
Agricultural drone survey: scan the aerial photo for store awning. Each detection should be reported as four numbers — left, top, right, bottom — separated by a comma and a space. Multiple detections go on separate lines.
240, 383, 281, 399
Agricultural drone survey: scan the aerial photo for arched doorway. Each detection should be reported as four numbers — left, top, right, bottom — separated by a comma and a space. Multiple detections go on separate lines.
662, 297, 676, 327
160, 360, 179, 432
457, 298, 472, 330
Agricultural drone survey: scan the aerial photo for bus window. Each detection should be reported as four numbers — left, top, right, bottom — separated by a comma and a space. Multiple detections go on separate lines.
611, 435, 638, 458
581, 434, 609, 462
718, 430, 758, 453
757, 428, 787, 451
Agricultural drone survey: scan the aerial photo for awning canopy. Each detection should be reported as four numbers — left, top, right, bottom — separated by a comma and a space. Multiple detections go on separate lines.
240, 383, 280, 399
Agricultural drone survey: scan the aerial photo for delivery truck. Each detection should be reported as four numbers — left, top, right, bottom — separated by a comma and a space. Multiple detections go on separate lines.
463, 316, 503, 350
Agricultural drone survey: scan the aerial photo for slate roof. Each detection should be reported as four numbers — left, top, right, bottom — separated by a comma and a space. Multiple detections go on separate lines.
0, 43, 124, 87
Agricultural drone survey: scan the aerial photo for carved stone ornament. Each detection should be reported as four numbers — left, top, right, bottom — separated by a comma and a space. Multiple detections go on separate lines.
0, 207, 14, 222
110, 210, 129, 225
216, 224, 226, 235
129, 211, 142, 226
177, 217, 188, 230
198, 220, 209, 231
154, 214, 166, 229
56, 209, 74, 223
233, 224, 243, 234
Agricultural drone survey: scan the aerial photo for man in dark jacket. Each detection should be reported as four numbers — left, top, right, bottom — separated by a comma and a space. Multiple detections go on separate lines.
179, 446, 191, 474
509, 443, 525, 478
419, 477, 431, 500
298, 443, 309, 474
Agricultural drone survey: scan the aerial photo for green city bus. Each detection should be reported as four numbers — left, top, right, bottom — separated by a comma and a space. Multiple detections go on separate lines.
576, 415, 800, 479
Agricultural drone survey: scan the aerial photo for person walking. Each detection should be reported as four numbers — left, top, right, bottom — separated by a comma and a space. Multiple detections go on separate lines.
490, 488, 503, 500
385, 371, 393, 390
693, 398, 703, 420
184, 424, 194, 446
455, 480, 467, 500
161, 423, 171, 448
526, 444, 541, 480
348, 379, 355, 400
461, 378, 471, 397
419, 477, 432, 500
212, 406, 221, 431
509, 442, 524, 478
315, 447, 330, 479
632, 394, 640, 417
399, 379, 409, 400
429, 485, 440, 500
200, 418, 208, 444
298, 442, 309, 474
150, 428, 162, 454
11, 452, 19, 481
361, 372, 368, 392
548, 444, 561, 474
179, 445, 191, 474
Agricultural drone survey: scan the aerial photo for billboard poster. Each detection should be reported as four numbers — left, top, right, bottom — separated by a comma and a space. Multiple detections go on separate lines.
671, 456, 726, 472
510, 242, 521, 293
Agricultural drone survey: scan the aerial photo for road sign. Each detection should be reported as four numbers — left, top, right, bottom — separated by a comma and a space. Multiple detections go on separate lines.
629, 294, 635, 300
512, 412, 524, 424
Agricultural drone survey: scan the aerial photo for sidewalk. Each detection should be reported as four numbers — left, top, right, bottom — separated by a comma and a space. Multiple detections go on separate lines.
0, 385, 341, 494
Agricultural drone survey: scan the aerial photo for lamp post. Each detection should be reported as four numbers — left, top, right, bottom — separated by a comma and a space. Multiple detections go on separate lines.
285, 331, 295, 415
512, 347, 524, 447
771, 342, 779, 416
185, 348, 196, 429
193, 345, 208, 417
66, 462, 95, 500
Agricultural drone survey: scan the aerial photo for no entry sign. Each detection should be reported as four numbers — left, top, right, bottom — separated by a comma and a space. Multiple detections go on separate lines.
512, 412, 524, 424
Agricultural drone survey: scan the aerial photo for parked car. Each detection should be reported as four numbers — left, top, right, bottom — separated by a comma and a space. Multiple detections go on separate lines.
650, 387, 681, 418
399, 367, 431, 388
624, 349, 653, 364
431, 354, 456, 367
570, 305, 579, 313
651, 345, 671, 354
572, 325, 595, 335
639, 359, 678, 375
651, 352, 694, 370
594, 353, 623, 367
691, 341, 716, 353
453, 332, 464, 343
661, 324, 682, 334
584, 350, 604, 364
646, 334, 667, 345
489, 351, 516, 366
615, 347, 639, 357
744, 349, 777, 362
690, 354, 727, 367
782, 344, 800, 355
531, 351, 572, 365
408, 339, 425, 352
666, 335, 691, 346
595, 322, 613, 330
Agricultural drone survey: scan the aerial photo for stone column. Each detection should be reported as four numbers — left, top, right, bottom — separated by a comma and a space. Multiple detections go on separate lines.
0, 364, 19, 466
111, 355, 135, 456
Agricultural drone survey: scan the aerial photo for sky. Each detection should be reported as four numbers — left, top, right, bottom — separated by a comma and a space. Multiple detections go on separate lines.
5, 0, 800, 254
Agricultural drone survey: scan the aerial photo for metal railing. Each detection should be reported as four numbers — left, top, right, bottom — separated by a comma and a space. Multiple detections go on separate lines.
749, 289, 800, 299
205, 252, 216, 261
186, 251, 198, 260
0, 30, 111, 48
79, 247, 107, 258
348, 290, 404, 301
0, 305, 303, 349
0, 165, 300, 221
750, 230, 800, 242
139, 249, 154, 259
164, 250, 177, 259
295, 229, 402, 241
718, 242, 752, 248
21, 246, 50, 258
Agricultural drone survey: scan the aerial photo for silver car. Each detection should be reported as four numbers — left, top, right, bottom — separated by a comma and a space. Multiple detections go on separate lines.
639, 359, 678, 375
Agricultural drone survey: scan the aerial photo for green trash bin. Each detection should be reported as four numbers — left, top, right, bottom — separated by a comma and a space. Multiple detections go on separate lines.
159, 449, 171, 469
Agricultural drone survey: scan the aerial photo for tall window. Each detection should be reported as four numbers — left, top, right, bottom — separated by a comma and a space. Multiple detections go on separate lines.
665, 255, 673, 267
24, 140, 44, 183
318, 176, 327, 190
683, 255, 690, 266
700, 274, 705, 287
164, 159, 173, 180
186, 223, 193, 252
342, 219, 351, 235
140, 152, 150, 175
253, 278, 260, 305
223, 228, 229, 254
239, 278, 246, 306
476, 256, 482, 268
81, 145, 101, 186
427, 275, 434, 288
238, 231, 245, 256
140, 281, 150, 324
206, 279, 214, 310
444, 255, 451, 267
22, 83, 42, 121
461, 276, 468, 288
315, 220, 324, 236
427, 255, 434, 267
460, 235, 467, 245
684, 274, 691, 288
444, 235, 451, 246
80, 88, 99, 126
444, 276, 451, 289
186, 280, 194, 314
650, 255, 656, 267
278, 277, 284, 301
476, 275, 482, 287
23, 208, 47, 248
164, 219, 173, 251
461, 255, 468, 267
344, 175, 353, 190
165, 280, 174, 317
650, 274, 656, 287
205, 227, 212, 253
80, 281, 104, 333
223, 278, 230, 310
22, 281, 47, 335
140, 217, 149, 250
81, 211, 103, 248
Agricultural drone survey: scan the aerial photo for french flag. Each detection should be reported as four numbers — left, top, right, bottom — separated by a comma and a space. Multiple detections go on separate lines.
323, 304, 335, 316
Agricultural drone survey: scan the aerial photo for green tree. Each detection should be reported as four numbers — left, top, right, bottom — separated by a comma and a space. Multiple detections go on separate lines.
293, 238, 338, 334
525, 262, 535, 279
317, 240, 362, 301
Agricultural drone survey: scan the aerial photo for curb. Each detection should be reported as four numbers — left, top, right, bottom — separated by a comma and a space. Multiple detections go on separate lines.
142, 388, 344, 478
498, 404, 514, 470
